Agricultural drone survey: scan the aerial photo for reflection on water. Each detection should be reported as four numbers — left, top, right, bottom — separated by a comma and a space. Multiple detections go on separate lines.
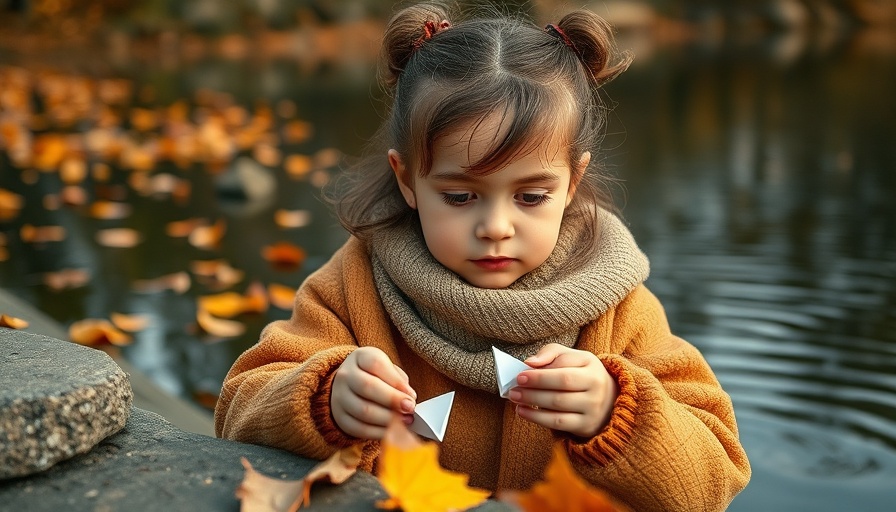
604, 30, 896, 510
1, 17, 895, 512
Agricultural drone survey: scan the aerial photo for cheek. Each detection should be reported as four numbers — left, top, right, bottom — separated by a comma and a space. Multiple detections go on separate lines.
417, 208, 466, 261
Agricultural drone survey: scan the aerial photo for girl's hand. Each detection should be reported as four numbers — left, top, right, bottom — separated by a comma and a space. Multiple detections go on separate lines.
508, 343, 618, 438
331, 347, 417, 440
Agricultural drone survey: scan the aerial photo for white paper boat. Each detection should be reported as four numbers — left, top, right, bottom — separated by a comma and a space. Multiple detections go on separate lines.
492, 346, 532, 398
410, 391, 455, 442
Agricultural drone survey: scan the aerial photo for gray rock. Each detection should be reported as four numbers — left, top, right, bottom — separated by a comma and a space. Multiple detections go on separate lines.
0, 330, 133, 479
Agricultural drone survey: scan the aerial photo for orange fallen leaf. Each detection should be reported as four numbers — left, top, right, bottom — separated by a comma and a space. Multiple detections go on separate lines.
59, 157, 87, 184
133, 271, 191, 294
284, 154, 312, 179
198, 292, 247, 319
267, 283, 296, 310
282, 120, 312, 144
0, 188, 24, 221
89, 201, 132, 220
166, 217, 203, 238
110, 312, 150, 332
301, 444, 364, 507
190, 259, 245, 289
96, 228, 142, 248
235, 458, 303, 512
196, 308, 245, 338
274, 209, 311, 229
60, 185, 88, 206
0, 314, 29, 329
43, 268, 91, 291
262, 241, 306, 270
21, 224, 67, 243
189, 219, 226, 250
243, 281, 269, 314
498, 444, 630, 512
69, 319, 132, 346
375, 417, 489, 512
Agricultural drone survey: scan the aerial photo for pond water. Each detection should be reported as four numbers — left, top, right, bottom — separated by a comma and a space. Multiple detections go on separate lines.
1, 18, 895, 512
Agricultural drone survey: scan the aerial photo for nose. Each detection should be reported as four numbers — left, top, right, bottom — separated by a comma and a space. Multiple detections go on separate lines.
475, 202, 515, 241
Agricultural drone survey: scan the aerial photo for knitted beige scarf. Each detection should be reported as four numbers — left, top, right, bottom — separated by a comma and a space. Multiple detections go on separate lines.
369, 207, 650, 394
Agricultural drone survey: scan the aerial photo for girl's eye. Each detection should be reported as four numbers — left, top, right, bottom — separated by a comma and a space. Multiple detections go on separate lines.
516, 193, 551, 206
441, 192, 473, 206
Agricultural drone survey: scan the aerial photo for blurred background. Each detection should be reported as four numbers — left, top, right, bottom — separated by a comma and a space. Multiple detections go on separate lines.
1, 0, 894, 510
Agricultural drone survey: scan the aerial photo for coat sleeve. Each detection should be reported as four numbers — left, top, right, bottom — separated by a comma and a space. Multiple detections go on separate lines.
214, 240, 376, 464
562, 285, 751, 512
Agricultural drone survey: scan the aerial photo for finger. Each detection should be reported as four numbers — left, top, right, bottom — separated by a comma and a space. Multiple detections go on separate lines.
345, 369, 416, 414
338, 391, 396, 428
393, 364, 417, 400
355, 349, 417, 399
523, 343, 568, 368
516, 366, 594, 392
515, 404, 592, 436
507, 388, 589, 414
332, 409, 387, 440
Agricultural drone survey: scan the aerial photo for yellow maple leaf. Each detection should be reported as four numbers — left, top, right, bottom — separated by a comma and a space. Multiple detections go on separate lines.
375, 417, 490, 512
499, 443, 630, 512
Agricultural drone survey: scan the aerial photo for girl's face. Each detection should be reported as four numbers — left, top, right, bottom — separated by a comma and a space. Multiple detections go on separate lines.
390, 118, 588, 289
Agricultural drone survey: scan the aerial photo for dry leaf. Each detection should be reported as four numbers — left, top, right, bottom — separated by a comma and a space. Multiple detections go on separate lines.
21, 224, 67, 243
267, 283, 296, 310
43, 268, 91, 291
166, 218, 203, 238
133, 271, 191, 294
190, 259, 245, 288
198, 292, 247, 319
60, 185, 88, 206
196, 308, 245, 338
282, 120, 312, 144
189, 219, 226, 250
0, 188, 24, 221
243, 281, 269, 314
498, 444, 630, 512
262, 241, 306, 270
110, 312, 150, 332
0, 314, 30, 329
89, 201, 132, 220
235, 458, 303, 512
274, 209, 311, 229
69, 319, 132, 346
96, 228, 142, 248
375, 417, 489, 512
301, 445, 364, 507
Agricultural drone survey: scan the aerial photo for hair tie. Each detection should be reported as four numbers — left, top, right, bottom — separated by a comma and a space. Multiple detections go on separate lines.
545, 23, 583, 60
413, 19, 451, 50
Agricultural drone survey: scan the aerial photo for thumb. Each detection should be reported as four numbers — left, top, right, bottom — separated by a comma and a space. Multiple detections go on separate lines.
524, 343, 568, 368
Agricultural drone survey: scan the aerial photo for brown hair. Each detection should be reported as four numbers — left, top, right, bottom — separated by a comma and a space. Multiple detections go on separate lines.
329, 2, 632, 242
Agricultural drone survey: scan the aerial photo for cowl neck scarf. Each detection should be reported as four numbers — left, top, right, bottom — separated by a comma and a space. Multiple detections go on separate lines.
369, 207, 649, 394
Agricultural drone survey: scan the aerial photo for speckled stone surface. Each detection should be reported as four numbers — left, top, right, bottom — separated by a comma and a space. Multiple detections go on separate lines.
0, 329, 133, 479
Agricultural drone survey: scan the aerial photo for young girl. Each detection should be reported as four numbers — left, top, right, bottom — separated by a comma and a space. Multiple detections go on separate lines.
215, 3, 751, 510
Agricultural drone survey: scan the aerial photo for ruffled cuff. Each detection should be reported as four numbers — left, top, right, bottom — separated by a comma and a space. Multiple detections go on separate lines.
310, 359, 362, 449
558, 355, 638, 466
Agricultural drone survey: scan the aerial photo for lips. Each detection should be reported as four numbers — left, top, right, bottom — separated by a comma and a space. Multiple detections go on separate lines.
471, 257, 515, 271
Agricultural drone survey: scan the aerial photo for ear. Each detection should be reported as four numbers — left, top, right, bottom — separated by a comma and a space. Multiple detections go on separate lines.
565, 151, 590, 207
388, 149, 417, 209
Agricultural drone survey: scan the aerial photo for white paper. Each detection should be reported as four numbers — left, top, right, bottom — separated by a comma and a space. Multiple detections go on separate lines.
492, 346, 532, 398
410, 391, 455, 442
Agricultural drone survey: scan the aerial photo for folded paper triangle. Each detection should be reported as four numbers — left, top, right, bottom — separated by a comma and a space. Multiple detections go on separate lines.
492, 346, 532, 398
410, 391, 455, 442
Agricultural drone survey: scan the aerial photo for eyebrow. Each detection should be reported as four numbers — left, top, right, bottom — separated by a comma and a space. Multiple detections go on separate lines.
431, 170, 561, 185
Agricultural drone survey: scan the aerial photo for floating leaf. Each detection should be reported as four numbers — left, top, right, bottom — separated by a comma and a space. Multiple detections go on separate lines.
167, 217, 203, 238
60, 185, 88, 206
69, 319, 132, 346
267, 283, 296, 310
189, 219, 226, 250
0, 314, 29, 329
498, 444, 630, 512
89, 201, 132, 220
274, 209, 311, 229
284, 154, 312, 179
235, 458, 303, 512
133, 271, 191, 294
190, 259, 245, 288
110, 312, 150, 332
96, 228, 142, 248
196, 308, 245, 338
262, 241, 306, 270
43, 268, 90, 291
375, 418, 489, 512
0, 188, 24, 221
301, 444, 364, 507
198, 292, 247, 319
21, 224, 67, 243
59, 157, 87, 184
